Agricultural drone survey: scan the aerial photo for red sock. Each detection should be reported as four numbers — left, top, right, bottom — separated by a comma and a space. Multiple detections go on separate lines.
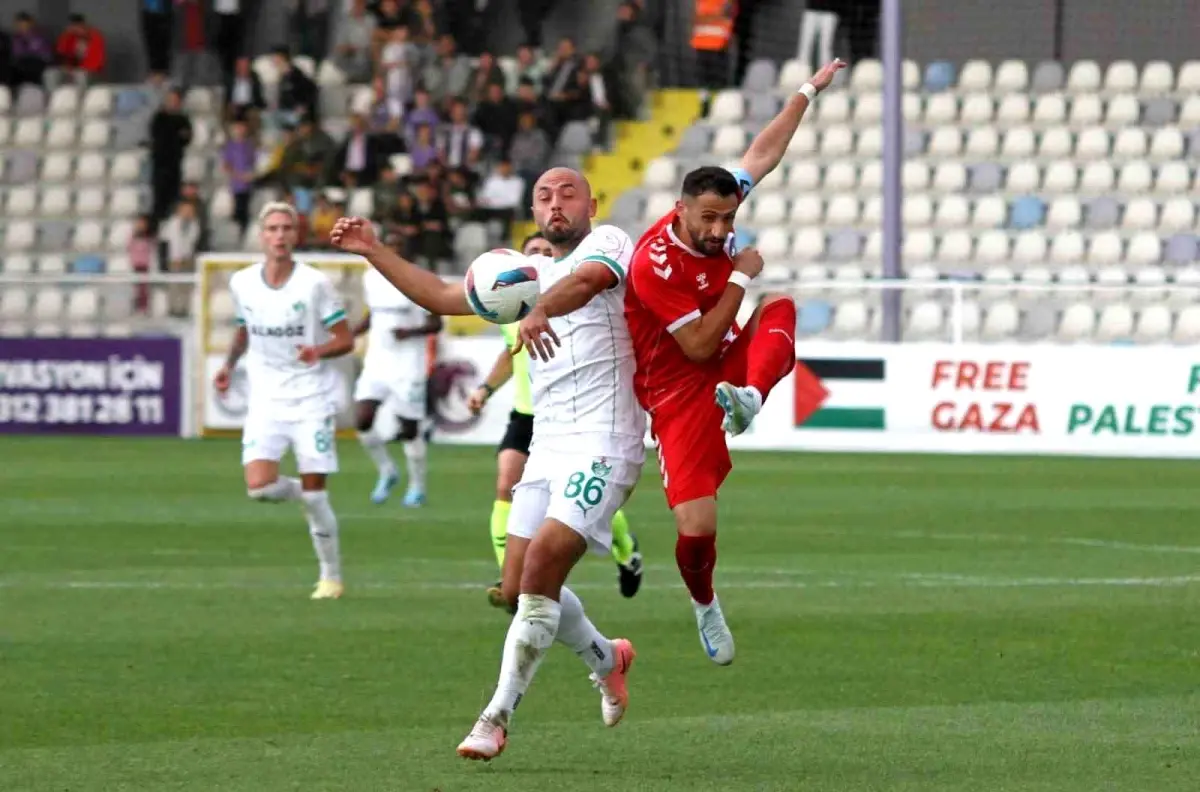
675, 533, 716, 605
746, 300, 797, 401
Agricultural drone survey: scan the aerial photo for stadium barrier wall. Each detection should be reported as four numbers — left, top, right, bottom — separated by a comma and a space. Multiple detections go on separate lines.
0, 337, 186, 437
204, 335, 1200, 460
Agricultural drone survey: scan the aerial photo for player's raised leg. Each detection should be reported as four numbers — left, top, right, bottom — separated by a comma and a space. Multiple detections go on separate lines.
673, 496, 734, 665
354, 398, 399, 504
716, 294, 797, 436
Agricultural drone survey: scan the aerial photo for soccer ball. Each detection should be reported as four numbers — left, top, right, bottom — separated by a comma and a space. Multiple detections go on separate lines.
464, 249, 540, 324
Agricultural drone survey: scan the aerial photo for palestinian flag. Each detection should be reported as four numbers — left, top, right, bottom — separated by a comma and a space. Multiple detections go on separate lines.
794, 357, 886, 430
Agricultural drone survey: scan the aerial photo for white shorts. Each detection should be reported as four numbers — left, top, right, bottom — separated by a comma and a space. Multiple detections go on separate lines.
353, 369, 428, 421
241, 411, 339, 474
507, 448, 642, 556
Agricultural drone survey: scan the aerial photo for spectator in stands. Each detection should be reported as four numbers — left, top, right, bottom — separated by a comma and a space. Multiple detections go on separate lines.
174, 0, 208, 90
379, 26, 419, 107
332, 0, 377, 82
212, 0, 247, 82
160, 199, 202, 316
373, 162, 403, 218
438, 97, 484, 171
335, 114, 382, 187
368, 74, 404, 135
408, 123, 440, 170
609, 1, 657, 119
126, 214, 158, 314
581, 53, 611, 141
543, 37, 580, 132
692, 0, 735, 93
412, 178, 452, 272
509, 110, 551, 188
9, 13, 51, 90
422, 34, 472, 109
309, 192, 342, 248
371, 0, 417, 53
0, 29, 11, 87
473, 81, 519, 160
286, 0, 332, 64
466, 51, 505, 105
56, 14, 106, 84
518, 0, 556, 48
404, 87, 441, 142
282, 117, 336, 192
510, 44, 545, 94
225, 56, 266, 130
475, 159, 525, 225
442, 166, 477, 228
513, 78, 546, 129
384, 189, 421, 258
272, 46, 318, 124
443, 0, 492, 55
149, 89, 193, 221
179, 181, 211, 251
140, 0, 173, 84
222, 120, 257, 234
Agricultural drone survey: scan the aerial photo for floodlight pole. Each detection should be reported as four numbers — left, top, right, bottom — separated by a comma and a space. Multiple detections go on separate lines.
880, 0, 903, 342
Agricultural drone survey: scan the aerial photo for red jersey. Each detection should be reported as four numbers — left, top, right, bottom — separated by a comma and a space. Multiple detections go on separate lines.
625, 209, 742, 413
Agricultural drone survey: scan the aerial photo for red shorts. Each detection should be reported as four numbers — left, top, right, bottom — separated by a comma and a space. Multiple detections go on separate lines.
648, 331, 752, 509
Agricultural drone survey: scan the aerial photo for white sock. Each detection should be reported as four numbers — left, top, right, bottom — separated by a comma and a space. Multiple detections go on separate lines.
483, 593, 561, 726
403, 437, 427, 492
556, 585, 615, 677
746, 386, 764, 411
247, 476, 301, 503
357, 430, 397, 477
301, 490, 341, 582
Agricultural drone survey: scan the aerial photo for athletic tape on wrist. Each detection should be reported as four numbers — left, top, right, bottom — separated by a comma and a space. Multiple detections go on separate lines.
798, 83, 818, 102
728, 271, 754, 290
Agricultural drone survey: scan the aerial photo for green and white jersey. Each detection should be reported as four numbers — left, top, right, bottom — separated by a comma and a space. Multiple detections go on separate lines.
527, 225, 645, 452
230, 261, 346, 420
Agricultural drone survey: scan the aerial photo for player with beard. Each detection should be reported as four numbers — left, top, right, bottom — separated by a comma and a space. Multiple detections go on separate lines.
468, 231, 643, 610
332, 167, 643, 761
624, 58, 846, 665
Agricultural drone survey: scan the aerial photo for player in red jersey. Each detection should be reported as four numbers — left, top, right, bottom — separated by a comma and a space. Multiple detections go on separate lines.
625, 58, 846, 665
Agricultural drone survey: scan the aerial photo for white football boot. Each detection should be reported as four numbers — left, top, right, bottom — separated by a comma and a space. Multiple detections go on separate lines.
715, 382, 762, 436
693, 595, 736, 665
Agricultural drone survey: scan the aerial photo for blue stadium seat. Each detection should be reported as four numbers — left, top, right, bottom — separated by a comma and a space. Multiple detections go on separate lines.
923, 61, 956, 92
1009, 197, 1046, 230
797, 299, 833, 336
72, 255, 105, 274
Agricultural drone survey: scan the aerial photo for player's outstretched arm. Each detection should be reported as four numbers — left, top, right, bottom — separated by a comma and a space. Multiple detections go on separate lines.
739, 58, 846, 186
330, 216, 472, 316
214, 326, 248, 393
514, 261, 617, 361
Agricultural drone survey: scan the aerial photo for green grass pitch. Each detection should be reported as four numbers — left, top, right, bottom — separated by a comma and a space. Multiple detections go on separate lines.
1, 437, 1198, 791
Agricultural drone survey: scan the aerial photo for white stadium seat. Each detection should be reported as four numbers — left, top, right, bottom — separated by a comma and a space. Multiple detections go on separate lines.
1133, 305, 1172, 343
1104, 60, 1138, 93
1058, 303, 1097, 341
1095, 304, 1134, 341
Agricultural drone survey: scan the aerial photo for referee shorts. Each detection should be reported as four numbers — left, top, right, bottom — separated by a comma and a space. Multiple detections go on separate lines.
497, 410, 534, 456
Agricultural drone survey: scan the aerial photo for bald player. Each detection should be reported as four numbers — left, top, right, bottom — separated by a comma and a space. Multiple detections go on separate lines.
332, 167, 644, 761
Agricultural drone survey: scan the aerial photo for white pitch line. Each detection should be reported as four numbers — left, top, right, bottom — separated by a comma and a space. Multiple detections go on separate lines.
3, 574, 1200, 592
893, 530, 1200, 555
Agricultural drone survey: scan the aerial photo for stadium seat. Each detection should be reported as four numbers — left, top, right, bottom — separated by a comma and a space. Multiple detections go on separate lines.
824, 161, 858, 191
963, 163, 997, 192
1050, 231, 1085, 264
923, 61, 955, 92
1094, 265, 1130, 304
1032, 93, 1067, 125
1173, 306, 1200, 343
1112, 127, 1148, 158
1075, 127, 1109, 159
1153, 162, 1191, 194
830, 300, 869, 338
1009, 196, 1045, 229
791, 228, 825, 260
958, 60, 993, 91
853, 92, 882, 125
973, 196, 1008, 229
825, 195, 859, 226
927, 126, 962, 158
996, 94, 1030, 125
1104, 60, 1138, 93
904, 194, 933, 227
81, 86, 113, 116
1058, 303, 1096, 341
820, 125, 854, 157
1088, 232, 1123, 266
796, 299, 833, 336
856, 126, 882, 157
756, 227, 790, 260
1148, 127, 1184, 160
974, 230, 1009, 264
1127, 232, 1162, 266
965, 127, 999, 157
857, 160, 882, 191
42, 153, 72, 182
982, 301, 1019, 340
906, 300, 944, 339
1067, 61, 1102, 93
924, 93, 957, 124
1159, 198, 1196, 232
1001, 126, 1036, 158
1069, 95, 1103, 126
1080, 161, 1116, 192
1045, 197, 1082, 230
994, 60, 1029, 94
1039, 126, 1073, 158
787, 161, 820, 191
931, 195, 969, 229
709, 91, 744, 123
1095, 304, 1134, 341
1180, 96, 1200, 126
1133, 305, 1172, 343
1106, 94, 1141, 127
742, 59, 778, 93
1122, 198, 1158, 231
961, 93, 994, 125
903, 229, 936, 261
1043, 161, 1078, 193
1164, 234, 1199, 267
789, 194, 823, 225
1031, 61, 1065, 93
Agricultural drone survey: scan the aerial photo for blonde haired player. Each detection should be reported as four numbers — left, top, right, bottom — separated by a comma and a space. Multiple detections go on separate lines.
333, 167, 641, 761
468, 231, 643, 609
214, 202, 354, 600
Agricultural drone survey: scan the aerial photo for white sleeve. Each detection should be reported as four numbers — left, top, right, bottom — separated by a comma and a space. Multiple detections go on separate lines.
316, 274, 347, 327
577, 224, 633, 288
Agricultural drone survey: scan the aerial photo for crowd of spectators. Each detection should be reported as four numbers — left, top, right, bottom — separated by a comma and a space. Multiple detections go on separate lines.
3, 1, 659, 313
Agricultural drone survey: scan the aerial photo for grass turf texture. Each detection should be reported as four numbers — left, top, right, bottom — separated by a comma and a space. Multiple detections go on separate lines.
1, 437, 1198, 791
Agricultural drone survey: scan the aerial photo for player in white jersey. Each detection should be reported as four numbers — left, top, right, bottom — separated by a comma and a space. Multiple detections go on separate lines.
352, 267, 442, 507
214, 203, 354, 600
332, 167, 642, 762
